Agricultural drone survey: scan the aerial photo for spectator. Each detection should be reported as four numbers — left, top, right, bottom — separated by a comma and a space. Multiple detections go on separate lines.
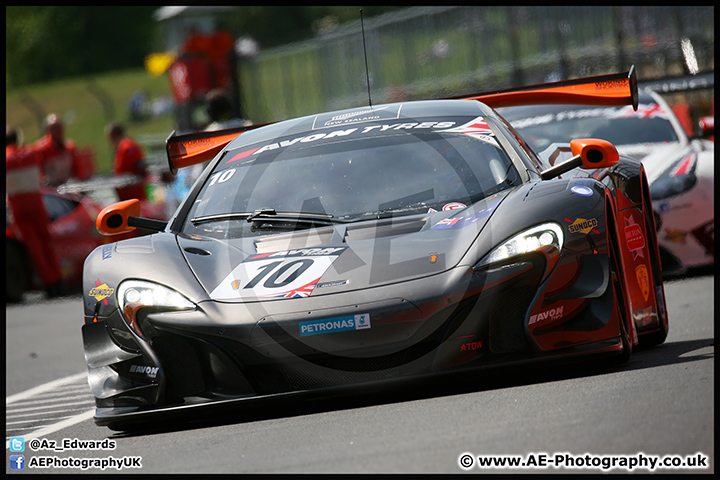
204, 89, 250, 131
6, 126, 66, 298
209, 25, 235, 89
106, 122, 148, 201
32, 113, 82, 186
166, 90, 251, 213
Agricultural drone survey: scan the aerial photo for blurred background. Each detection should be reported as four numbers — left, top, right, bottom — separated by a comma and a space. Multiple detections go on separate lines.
6, 6, 714, 174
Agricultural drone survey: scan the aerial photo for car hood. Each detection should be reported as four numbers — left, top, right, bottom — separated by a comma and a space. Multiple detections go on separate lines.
178, 193, 509, 302
616, 142, 687, 181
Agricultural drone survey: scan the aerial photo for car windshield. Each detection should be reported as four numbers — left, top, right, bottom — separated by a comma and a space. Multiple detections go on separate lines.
182, 123, 519, 238
499, 103, 679, 153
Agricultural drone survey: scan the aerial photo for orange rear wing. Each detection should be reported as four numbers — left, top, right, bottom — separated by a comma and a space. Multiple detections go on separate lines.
165, 124, 269, 175
445, 66, 638, 111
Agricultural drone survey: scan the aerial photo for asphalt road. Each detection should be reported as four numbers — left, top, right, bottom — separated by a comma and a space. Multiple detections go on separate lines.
5, 273, 714, 474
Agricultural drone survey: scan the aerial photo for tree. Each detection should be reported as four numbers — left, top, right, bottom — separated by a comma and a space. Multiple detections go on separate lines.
6, 6, 157, 88
6, 6, 404, 89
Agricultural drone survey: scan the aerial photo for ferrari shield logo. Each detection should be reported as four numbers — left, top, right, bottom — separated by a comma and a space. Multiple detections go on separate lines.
635, 264, 650, 302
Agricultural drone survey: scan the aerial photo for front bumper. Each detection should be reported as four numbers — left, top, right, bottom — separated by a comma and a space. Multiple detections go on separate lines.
83, 250, 621, 427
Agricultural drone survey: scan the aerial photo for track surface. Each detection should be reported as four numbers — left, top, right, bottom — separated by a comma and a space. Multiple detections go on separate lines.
5, 273, 713, 473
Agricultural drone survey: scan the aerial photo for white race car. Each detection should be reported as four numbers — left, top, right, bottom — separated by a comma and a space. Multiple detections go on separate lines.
499, 89, 714, 275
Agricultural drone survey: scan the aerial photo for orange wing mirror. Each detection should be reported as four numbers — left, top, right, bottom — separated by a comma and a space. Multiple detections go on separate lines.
96, 199, 140, 235
570, 138, 620, 169
96, 199, 167, 235
540, 138, 619, 180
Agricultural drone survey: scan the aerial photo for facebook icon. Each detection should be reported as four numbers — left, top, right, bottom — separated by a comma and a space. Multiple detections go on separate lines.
10, 455, 25, 470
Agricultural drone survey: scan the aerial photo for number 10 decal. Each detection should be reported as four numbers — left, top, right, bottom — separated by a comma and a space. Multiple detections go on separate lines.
210, 247, 347, 300
243, 259, 313, 290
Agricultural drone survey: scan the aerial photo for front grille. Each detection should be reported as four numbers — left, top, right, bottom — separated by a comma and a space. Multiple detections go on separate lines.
488, 286, 534, 353
151, 335, 205, 399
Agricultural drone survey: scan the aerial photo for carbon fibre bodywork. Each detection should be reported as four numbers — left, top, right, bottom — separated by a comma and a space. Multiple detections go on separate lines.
82, 98, 667, 430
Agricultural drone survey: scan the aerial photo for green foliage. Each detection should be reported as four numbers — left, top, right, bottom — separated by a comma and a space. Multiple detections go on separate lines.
6, 6, 402, 89
5, 6, 407, 172
220, 6, 403, 48
6, 69, 175, 173
6, 6, 158, 88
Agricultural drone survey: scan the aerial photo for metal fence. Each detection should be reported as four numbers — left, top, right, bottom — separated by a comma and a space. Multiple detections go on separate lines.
236, 6, 714, 124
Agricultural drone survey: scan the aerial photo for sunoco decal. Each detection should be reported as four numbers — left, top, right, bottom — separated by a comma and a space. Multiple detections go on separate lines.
89, 280, 114, 305
299, 314, 370, 336
624, 214, 645, 260
565, 217, 600, 235
210, 247, 347, 300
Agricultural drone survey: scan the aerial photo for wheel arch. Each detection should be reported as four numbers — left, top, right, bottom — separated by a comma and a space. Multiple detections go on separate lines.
604, 189, 638, 348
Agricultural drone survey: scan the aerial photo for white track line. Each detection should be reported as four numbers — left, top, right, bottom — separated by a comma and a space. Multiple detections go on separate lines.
17, 410, 97, 441
6, 373, 96, 450
6, 372, 88, 404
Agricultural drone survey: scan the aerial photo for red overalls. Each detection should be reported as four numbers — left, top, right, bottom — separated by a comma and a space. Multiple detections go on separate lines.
32, 134, 79, 187
6, 145, 63, 286
113, 136, 147, 201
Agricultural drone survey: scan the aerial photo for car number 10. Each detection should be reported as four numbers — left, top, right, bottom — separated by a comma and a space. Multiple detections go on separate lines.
210, 255, 339, 299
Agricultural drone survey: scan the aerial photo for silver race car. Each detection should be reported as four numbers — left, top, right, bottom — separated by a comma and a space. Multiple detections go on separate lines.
82, 68, 669, 431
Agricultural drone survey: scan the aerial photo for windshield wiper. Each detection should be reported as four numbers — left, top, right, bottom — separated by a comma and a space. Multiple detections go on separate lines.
190, 209, 336, 226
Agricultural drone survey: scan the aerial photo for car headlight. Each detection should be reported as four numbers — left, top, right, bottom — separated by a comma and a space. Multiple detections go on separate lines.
649, 173, 697, 200
117, 280, 196, 337
475, 222, 564, 268
649, 153, 698, 201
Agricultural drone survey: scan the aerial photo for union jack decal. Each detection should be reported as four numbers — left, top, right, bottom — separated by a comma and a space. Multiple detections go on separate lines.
273, 277, 321, 298
438, 116, 494, 135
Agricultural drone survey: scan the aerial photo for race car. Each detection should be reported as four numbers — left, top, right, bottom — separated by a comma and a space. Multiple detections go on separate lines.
498, 89, 714, 275
6, 187, 104, 302
6, 183, 166, 302
82, 67, 669, 430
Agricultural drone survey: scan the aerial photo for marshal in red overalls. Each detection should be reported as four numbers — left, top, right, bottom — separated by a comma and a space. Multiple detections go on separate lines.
6, 138, 64, 292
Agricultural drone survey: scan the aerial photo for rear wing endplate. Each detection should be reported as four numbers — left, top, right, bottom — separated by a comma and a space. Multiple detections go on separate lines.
165, 124, 268, 175
446, 66, 638, 111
